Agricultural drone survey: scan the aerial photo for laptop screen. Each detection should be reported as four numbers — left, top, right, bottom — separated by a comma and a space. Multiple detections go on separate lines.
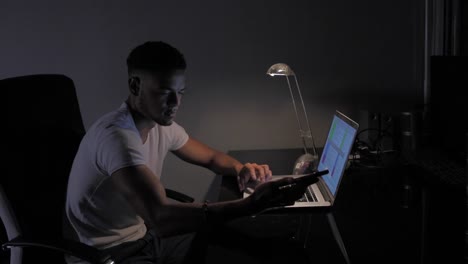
317, 111, 359, 196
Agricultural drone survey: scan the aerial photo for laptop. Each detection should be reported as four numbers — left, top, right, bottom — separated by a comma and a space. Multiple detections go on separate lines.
243, 110, 359, 209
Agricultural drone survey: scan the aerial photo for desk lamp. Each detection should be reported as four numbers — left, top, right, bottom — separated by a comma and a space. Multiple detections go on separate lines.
267, 63, 319, 174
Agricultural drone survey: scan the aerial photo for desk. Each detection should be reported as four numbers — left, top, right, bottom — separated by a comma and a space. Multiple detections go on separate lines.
215, 149, 465, 264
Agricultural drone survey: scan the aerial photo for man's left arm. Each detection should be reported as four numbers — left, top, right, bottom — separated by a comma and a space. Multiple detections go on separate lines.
172, 137, 272, 191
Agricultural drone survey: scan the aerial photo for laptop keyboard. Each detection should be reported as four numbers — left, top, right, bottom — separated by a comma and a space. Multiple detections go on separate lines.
298, 186, 318, 202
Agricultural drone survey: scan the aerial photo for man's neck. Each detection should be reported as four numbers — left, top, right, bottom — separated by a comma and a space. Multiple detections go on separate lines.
125, 99, 155, 144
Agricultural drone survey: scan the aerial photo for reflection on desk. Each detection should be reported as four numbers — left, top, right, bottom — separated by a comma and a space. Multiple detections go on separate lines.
214, 148, 465, 264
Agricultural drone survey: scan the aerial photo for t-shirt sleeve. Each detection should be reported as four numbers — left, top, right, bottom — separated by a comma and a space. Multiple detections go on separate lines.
167, 122, 189, 151
95, 128, 146, 175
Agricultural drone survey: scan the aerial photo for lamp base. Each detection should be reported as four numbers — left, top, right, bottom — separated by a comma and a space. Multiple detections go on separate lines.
292, 153, 319, 175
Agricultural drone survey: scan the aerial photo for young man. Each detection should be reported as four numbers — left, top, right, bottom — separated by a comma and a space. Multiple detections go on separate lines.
65, 41, 310, 263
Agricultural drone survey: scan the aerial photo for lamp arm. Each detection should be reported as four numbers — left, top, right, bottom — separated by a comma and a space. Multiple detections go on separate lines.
293, 75, 318, 158
285, 76, 309, 154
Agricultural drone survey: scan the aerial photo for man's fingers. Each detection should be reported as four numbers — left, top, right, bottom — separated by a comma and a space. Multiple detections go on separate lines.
255, 165, 266, 182
248, 165, 257, 181
238, 163, 274, 192
251, 164, 270, 182
263, 165, 272, 181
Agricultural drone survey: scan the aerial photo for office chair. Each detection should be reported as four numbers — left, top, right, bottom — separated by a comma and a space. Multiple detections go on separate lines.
0, 74, 194, 264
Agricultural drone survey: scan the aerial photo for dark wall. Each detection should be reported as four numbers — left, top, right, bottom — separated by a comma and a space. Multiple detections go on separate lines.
462, 0, 468, 55
430, 56, 468, 160
0, 0, 425, 200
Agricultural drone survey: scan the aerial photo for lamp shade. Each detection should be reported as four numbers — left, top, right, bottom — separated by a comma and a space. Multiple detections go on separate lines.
266, 63, 295, 76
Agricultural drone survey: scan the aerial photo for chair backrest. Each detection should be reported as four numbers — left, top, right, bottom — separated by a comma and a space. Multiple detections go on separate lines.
0, 74, 85, 263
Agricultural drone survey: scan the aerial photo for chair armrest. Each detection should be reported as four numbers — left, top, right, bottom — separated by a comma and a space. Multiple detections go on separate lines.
2, 236, 114, 264
165, 188, 194, 203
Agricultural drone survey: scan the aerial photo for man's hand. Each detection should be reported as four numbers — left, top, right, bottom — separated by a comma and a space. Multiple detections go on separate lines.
237, 163, 272, 191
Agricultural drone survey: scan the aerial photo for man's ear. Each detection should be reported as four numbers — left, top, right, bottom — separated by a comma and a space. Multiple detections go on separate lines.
128, 76, 140, 95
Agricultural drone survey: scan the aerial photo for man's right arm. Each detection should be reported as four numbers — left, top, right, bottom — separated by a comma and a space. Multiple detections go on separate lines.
110, 165, 306, 238
111, 165, 258, 237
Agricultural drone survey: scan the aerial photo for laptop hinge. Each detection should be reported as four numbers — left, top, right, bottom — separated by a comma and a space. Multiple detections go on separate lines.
317, 178, 332, 203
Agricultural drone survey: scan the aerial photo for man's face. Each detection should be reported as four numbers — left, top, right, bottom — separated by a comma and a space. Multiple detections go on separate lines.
134, 70, 186, 126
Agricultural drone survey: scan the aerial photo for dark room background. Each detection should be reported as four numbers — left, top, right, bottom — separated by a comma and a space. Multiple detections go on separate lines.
1, 0, 427, 201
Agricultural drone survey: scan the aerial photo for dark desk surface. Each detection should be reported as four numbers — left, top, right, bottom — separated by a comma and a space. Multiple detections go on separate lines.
216, 148, 465, 264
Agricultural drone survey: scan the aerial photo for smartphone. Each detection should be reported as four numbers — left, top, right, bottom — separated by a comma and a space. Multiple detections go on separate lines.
277, 169, 329, 191
293, 169, 329, 185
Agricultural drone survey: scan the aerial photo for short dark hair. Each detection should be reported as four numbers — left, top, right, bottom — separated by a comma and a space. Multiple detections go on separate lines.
126, 41, 186, 74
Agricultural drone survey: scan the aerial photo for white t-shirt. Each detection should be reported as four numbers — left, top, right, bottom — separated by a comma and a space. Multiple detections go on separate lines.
65, 102, 189, 250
